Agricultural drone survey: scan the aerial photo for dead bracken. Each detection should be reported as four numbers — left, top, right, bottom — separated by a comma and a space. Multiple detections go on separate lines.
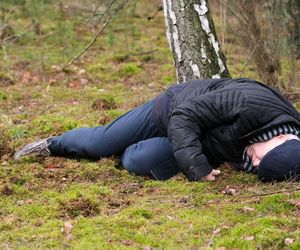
59, 197, 101, 218
92, 97, 117, 110
1, 184, 14, 196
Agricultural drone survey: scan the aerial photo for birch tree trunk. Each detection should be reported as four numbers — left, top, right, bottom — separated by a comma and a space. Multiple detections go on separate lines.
163, 0, 231, 82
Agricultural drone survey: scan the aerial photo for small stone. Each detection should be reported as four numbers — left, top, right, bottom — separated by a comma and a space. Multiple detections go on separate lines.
284, 238, 293, 245
17, 200, 24, 206
61, 177, 67, 181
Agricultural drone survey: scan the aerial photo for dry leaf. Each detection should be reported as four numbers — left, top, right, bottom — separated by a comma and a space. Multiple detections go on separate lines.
78, 69, 86, 75
240, 206, 255, 212
213, 227, 221, 235
207, 227, 222, 247
49, 78, 57, 85
227, 188, 237, 196
26, 199, 33, 204
288, 199, 300, 209
80, 78, 88, 85
32, 76, 39, 83
143, 246, 156, 250
51, 65, 61, 71
61, 221, 73, 240
221, 185, 237, 196
1, 185, 14, 195
69, 80, 81, 89
179, 196, 189, 203
244, 236, 254, 241
20, 71, 32, 84
167, 215, 175, 220
121, 240, 133, 246
44, 162, 60, 169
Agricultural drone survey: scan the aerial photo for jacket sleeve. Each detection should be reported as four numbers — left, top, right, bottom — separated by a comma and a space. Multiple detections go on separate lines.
168, 89, 244, 181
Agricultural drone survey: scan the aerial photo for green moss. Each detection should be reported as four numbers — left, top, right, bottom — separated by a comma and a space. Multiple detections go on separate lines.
129, 208, 153, 219
120, 62, 142, 77
28, 115, 79, 135
9, 127, 27, 139
0, 91, 7, 100
1, 0, 300, 249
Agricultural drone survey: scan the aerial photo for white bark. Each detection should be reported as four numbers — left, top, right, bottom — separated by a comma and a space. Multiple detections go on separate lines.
163, 0, 230, 82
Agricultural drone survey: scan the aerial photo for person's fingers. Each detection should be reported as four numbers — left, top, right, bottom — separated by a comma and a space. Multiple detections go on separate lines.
201, 169, 221, 181
209, 175, 215, 181
202, 173, 215, 181
212, 169, 221, 176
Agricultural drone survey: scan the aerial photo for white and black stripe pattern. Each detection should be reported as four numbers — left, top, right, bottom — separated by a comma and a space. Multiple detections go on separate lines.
242, 123, 300, 173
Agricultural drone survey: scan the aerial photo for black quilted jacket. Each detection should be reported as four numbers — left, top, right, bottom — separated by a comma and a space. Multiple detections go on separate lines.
152, 78, 300, 181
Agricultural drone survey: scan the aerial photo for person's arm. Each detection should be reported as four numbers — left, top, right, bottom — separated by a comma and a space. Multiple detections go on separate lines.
168, 89, 245, 181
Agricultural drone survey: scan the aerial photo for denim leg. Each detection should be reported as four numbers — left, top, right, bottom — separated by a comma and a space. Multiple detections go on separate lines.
121, 137, 180, 180
48, 101, 161, 158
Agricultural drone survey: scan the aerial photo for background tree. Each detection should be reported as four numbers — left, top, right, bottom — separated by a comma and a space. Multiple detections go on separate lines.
286, 0, 300, 59
163, 0, 230, 82
229, 0, 280, 89
225, 0, 300, 93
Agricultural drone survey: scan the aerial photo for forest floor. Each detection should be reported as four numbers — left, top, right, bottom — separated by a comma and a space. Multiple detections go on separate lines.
0, 1, 300, 249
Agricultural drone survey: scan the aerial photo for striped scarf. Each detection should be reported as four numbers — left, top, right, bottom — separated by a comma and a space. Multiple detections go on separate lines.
242, 123, 300, 173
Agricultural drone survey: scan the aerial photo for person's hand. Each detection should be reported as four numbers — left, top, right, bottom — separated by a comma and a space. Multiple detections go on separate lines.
201, 169, 221, 181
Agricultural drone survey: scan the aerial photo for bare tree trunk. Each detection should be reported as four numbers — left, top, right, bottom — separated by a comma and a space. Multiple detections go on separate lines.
230, 0, 280, 89
286, 0, 300, 59
163, 0, 230, 82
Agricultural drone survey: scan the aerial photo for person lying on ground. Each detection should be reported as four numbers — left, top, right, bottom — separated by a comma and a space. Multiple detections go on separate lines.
14, 78, 300, 182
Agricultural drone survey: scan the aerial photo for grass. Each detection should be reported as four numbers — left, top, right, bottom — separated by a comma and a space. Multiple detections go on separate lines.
0, 0, 300, 249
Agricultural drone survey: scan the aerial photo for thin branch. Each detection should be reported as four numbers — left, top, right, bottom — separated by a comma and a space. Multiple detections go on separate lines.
130, 49, 158, 56
62, 17, 111, 70
235, 187, 300, 200
238, 38, 261, 77
206, 226, 222, 248
201, 187, 300, 206
216, 0, 246, 24
147, 5, 163, 21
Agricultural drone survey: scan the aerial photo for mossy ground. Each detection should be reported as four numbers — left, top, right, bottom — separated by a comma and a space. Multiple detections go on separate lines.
0, 1, 300, 249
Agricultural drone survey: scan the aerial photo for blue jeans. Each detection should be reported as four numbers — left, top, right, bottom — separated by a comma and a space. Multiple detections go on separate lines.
48, 101, 180, 180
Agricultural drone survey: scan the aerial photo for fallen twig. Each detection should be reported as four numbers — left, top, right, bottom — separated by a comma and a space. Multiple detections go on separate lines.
206, 227, 221, 248
202, 187, 300, 206
147, 5, 163, 21
130, 49, 158, 57
62, 17, 111, 70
